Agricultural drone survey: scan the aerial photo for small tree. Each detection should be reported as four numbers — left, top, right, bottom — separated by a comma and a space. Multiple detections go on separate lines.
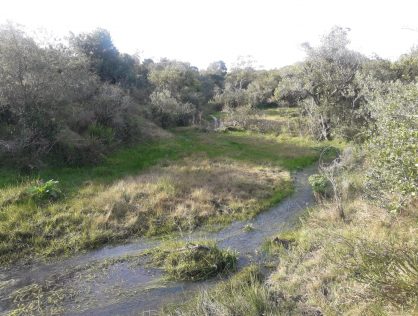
300, 26, 366, 140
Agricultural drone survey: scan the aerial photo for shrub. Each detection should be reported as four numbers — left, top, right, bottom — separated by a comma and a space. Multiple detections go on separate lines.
27, 179, 62, 202
365, 81, 418, 210
150, 89, 195, 127
308, 173, 330, 196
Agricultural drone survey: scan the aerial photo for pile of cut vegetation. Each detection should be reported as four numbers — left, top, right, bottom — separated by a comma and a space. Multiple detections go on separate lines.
144, 241, 237, 281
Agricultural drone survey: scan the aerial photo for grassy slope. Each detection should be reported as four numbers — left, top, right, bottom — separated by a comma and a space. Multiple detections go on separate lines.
0, 124, 335, 263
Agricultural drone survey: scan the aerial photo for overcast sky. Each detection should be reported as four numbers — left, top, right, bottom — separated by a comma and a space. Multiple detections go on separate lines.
1, 0, 418, 70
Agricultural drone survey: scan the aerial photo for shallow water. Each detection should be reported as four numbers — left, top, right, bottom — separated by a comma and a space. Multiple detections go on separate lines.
0, 165, 315, 315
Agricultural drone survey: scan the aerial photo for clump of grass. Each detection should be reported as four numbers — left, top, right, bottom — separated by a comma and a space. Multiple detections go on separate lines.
242, 224, 255, 232
162, 265, 277, 316
93, 157, 291, 236
146, 241, 237, 281
262, 230, 299, 255
338, 238, 418, 307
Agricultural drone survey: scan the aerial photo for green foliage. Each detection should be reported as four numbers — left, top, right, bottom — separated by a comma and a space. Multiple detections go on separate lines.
365, 81, 418, 210
27, 180, 62, 202
300, 27, 367, 140
0, 24, 152, 168
87, 123, 115, 145
147, 241, 237, 281
392, 48, 418, 83
308, 173, 329, 194
273, 64, 307, 106
150, 89, 195, 127
70, 28, 141, 87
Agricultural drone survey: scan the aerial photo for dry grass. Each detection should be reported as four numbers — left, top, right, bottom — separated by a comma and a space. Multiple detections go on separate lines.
91, 156, 289, 235
0, 126, 323, 263
169, 197, 418, 316
267, 196, 418, 315
167, 157, 418, 316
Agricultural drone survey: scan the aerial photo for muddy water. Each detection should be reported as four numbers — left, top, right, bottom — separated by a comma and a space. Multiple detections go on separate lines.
0, 166, 315, 315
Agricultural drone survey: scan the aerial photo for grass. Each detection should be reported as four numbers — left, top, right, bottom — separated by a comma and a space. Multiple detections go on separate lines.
143, 240, 237, 281
222, 107, 309, 136
164, 148, 418, 316
162, 265, 277, 316
0, 109, 336, 263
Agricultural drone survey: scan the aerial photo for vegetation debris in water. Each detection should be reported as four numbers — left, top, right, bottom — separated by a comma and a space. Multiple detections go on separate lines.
144, 240, 238, 281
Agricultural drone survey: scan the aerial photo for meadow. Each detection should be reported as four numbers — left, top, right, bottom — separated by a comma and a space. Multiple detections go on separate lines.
0, 120, 332, 264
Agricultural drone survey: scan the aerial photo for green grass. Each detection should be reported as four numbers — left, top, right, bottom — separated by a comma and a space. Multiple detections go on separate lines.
0, 127, 334, 263
161, 265, 277, 316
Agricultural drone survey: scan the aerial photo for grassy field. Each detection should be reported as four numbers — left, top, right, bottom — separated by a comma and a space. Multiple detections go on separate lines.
0, 124, 337, 264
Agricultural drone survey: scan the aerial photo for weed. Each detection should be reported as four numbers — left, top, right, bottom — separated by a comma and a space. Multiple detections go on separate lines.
308, 173, 330, 197
26, 179, 62, 202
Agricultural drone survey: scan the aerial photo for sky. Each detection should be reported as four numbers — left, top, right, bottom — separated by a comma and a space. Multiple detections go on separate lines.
1, 0, 418, 70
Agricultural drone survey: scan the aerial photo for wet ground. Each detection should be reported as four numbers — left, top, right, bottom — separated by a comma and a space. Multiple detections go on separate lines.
0, 166, 315, 315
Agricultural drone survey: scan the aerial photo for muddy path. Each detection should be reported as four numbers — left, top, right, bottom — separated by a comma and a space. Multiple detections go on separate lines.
0, 165, 315, 315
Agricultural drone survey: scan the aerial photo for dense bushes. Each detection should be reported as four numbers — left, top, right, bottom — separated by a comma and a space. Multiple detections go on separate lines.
0, 25, 215, 167
0, 25, 149, 167
365, 81, 418, 210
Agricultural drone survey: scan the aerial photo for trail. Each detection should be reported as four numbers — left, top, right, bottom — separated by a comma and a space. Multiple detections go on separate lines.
0, 166, 315, 315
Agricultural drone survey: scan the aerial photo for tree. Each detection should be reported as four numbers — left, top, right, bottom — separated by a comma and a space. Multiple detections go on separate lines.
300, 26, 366, 140
148, 59, 204, 126
273, 64, 307, 107
246, 69, 281, 107
392, 48, 418, 83
70, 29, 121, 83
206, 60, 227, 90
0, 24, 97, 164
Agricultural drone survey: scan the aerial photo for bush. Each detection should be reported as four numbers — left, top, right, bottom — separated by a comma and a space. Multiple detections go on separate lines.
87, 123, 115, 145
150, 89, 195, 127
308, 173, 330, 196
27, 179, 62, 202
365, 81, 418, 210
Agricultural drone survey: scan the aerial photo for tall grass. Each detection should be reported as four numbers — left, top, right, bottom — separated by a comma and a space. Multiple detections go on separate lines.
162, 265, 277, 316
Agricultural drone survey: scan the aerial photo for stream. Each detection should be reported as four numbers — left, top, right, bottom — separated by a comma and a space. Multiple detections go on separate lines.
0, 165, 315, 315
